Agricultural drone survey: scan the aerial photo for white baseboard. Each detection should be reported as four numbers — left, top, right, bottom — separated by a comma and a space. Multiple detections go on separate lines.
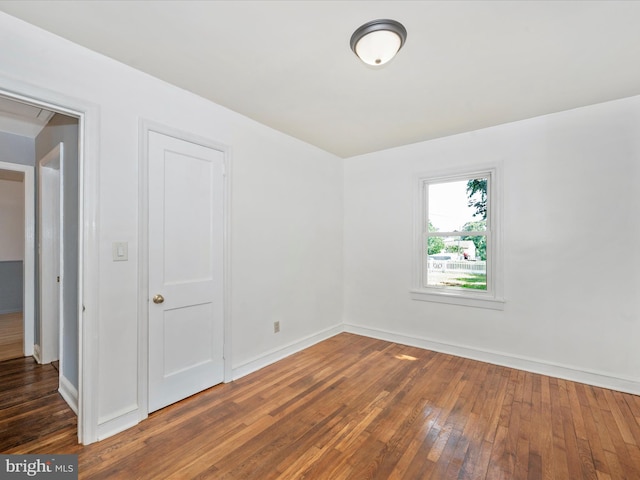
231, 324, 343, 380
344, 323, 640, 396
97, 406, 140, 441
32, 344, 41, 364
58, 373, 78, 415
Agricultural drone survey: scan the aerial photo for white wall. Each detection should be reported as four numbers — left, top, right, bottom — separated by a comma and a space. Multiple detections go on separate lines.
344, 96, 640, 392
230, 119, 343, 373
0, 178, 24, 260
0, 13, 343, 441
0, 177, 25, 314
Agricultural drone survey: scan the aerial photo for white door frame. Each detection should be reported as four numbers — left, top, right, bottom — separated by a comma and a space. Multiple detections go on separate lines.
37, 143, 64, 365
138, 120, 232, 420
0, 82, 100, 445
0, 161, 34, 357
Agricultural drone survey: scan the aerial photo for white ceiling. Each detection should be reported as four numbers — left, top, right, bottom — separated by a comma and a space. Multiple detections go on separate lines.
1, 1, 639, 157
0, 96, 54, 138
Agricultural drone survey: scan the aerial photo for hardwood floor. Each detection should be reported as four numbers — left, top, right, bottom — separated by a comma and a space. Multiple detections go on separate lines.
3, 333, 640, 479
0, 356, 76, 451
0, 311, 23, 362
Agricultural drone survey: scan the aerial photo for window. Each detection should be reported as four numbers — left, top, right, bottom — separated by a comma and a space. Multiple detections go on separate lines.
412, 166, 504, 309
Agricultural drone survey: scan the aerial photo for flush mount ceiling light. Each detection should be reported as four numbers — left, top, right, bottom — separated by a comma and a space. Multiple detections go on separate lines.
350, 19, 407, 66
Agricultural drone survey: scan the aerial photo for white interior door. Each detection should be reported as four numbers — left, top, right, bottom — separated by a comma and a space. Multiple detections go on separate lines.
148, 131, 225, 413
38, 143, 63, 365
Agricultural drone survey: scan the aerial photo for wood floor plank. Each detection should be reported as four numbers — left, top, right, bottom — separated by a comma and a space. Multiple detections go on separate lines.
3, 333, 640, 479
537, 375, 554, 480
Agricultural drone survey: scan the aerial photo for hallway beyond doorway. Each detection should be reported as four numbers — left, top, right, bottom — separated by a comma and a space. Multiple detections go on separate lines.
0, 312, 23, 362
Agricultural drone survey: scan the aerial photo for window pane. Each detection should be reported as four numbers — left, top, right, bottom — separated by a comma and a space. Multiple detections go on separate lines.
425, 235, 487, 290
428, 178, 487, 232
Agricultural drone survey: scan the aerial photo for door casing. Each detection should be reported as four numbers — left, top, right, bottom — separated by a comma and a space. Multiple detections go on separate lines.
0, 81, 99, 445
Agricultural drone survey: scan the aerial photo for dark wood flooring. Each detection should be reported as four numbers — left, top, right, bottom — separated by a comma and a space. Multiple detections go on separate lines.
0, 356, 76, 452
2, 333, 640, 479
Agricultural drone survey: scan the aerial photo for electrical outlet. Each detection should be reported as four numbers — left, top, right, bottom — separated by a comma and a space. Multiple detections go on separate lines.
273, 321, 280, 333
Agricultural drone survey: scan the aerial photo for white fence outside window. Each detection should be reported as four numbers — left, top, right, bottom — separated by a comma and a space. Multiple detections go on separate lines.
427, 260, 486, 274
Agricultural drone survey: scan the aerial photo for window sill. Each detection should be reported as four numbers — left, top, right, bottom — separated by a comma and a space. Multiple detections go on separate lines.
410, 289, 505, 310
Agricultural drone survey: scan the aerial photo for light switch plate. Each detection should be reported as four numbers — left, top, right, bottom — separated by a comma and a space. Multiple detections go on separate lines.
112, 242, 128, 261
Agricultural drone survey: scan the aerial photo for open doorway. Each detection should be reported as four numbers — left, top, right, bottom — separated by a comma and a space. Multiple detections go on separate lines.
0, 167, 27, 362
0, 96, 80, 419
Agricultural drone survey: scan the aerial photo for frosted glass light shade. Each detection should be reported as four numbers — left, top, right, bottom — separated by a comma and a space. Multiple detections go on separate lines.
350, 19, 407, 66
355, 30, 402, 66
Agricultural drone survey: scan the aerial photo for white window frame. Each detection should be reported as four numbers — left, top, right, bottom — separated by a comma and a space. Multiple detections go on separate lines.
411, 164, 504, 310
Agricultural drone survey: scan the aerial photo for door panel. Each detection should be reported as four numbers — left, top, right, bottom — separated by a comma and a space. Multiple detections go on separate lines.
148, 131, 224, 413
38, 144, 63, 365
163, 151, 213, 284
163, 303, 214, 376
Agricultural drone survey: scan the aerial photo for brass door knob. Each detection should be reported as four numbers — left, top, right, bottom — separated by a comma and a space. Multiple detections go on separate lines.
152, 294, 165, 304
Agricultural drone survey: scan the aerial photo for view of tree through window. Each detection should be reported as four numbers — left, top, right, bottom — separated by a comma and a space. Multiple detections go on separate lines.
425, 176, 488, 290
